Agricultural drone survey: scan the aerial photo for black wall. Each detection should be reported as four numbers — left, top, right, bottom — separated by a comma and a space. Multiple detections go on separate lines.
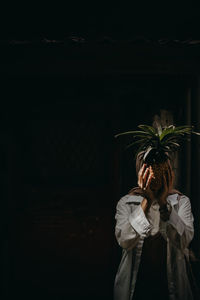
1, 41, 200, 299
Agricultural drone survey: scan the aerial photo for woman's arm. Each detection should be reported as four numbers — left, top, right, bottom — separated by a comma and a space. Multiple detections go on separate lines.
115, 196, 152, 251
163, 195, 194, 250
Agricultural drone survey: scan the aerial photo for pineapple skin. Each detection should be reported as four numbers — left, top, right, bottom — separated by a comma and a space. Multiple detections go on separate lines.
148, 161, 169, 192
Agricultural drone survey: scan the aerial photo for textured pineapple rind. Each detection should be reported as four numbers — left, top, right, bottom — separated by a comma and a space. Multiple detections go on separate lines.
148, 161, 169, 190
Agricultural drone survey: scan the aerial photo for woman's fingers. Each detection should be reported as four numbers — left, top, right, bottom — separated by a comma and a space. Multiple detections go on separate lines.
145, 171, 155, 190
142, 167, 150, 189
138, 164, 147, 188
144, 166, 155, 190
139, 164, 146, 177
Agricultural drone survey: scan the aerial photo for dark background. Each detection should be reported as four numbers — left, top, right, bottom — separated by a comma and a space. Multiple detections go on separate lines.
1, 2, 200, 300
1, 1, 200, 39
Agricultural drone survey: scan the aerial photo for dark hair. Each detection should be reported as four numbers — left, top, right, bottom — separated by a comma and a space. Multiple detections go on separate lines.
136, 151, 145, 175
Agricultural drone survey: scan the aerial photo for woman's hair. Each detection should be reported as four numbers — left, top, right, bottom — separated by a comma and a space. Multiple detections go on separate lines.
135, 151, 145, 175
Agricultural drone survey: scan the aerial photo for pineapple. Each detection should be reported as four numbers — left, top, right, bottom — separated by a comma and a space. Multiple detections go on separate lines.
149, 161, 170, 191
115, 124, 199, 191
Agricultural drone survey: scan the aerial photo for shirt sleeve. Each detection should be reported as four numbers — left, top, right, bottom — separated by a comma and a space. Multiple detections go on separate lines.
115, 196, 152, 251
165, 195, 194, 250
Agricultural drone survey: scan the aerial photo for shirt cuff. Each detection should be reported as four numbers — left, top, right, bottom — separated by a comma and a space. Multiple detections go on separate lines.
129, 204, 152, 237
167, 206, 185, 236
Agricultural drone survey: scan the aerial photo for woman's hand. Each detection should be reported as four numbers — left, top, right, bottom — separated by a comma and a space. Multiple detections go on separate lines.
138, 164, 155, 213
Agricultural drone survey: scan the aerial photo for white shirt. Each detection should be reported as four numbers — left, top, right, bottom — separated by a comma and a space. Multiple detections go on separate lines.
114, 193, 194, 300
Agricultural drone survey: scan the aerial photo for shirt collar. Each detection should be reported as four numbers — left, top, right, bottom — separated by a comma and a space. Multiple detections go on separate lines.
125, 193, 179, 205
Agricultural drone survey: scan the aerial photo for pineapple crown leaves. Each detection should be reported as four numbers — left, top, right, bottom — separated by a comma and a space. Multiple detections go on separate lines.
115, 124, 200, 162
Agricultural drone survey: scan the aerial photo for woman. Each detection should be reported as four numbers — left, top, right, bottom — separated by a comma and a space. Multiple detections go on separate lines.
113, 155, 194, 300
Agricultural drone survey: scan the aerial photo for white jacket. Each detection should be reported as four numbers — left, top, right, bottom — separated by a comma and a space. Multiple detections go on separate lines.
114, 193, 194, 300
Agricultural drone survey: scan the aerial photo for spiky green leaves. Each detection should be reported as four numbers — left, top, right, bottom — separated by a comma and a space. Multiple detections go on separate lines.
115, 124, 200, 163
